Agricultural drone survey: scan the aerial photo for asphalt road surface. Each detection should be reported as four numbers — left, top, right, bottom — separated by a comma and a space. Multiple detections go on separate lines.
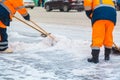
25, 7, 91, 27
15, 7, 120, 29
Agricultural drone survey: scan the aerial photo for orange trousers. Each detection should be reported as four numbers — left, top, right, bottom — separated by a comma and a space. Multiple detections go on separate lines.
91, 20, 114, 48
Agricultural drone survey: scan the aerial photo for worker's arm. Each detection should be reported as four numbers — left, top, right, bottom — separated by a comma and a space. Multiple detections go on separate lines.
85, 10, 92, 19
84, 0, 92, 19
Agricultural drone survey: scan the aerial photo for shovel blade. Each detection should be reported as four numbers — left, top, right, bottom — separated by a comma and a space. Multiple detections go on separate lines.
112, 47, 120, 55
42, 34, 57, 46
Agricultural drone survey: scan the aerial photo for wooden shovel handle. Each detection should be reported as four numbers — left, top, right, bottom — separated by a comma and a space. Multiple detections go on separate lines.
13, 16, 56, 40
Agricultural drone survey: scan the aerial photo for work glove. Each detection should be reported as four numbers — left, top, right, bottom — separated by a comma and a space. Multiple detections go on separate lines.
85, 10, 92, 19
23, 14, 30, 21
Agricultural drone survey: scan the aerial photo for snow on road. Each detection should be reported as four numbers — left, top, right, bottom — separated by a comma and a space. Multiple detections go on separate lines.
0, 10, 120, 80
0, 21, 120, 80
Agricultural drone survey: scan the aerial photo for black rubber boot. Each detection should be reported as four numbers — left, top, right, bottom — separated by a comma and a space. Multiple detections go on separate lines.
88, 49, 100, 63
104, 47, 111, 61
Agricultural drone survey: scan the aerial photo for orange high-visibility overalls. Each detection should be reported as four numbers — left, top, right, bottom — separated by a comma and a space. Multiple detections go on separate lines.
0, 0, 29, 51
84, 0, 117, 49
0, 0, 29, 28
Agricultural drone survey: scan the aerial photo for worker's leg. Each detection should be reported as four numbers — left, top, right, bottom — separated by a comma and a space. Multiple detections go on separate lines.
103, 20, 114, 60
88, 20, 105, 63
0, 22, 8, 51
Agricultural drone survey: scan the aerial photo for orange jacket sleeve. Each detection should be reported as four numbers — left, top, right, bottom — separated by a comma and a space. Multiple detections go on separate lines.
9, 0, 28, 16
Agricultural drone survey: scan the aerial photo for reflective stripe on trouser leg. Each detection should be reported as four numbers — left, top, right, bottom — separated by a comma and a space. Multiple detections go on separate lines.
91, 20, 114, 48
0, 28, 8, 51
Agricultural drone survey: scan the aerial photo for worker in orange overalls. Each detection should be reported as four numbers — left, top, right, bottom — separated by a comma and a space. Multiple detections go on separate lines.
84, 0, 117, 63
0, 0, 30, 53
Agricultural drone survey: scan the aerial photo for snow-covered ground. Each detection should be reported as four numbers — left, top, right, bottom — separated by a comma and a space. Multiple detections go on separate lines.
1, 8, 120, 80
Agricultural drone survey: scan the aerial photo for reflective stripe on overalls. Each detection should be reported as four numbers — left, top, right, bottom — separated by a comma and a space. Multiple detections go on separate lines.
0, 0, 8, 51
91, 0, 115, 49
0, 28, 8, 51
94, 0, 115, 10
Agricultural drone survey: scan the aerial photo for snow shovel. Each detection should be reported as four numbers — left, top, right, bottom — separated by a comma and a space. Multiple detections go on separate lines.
13, 16, 57, 46
112, 42, 120, 54
29, 20, 49, 37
